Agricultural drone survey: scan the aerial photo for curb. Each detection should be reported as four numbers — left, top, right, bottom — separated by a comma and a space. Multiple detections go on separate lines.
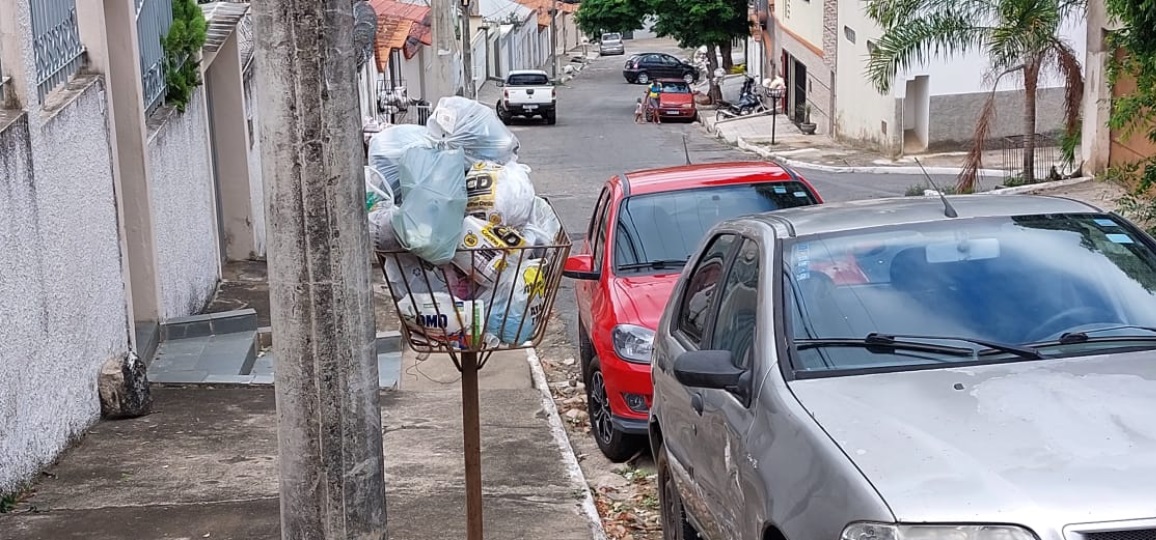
733, 136, 1015, 177
525, 348, 608, 540
985, 176, 1092, 194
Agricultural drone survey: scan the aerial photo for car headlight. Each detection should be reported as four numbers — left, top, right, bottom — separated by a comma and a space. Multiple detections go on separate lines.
842, 523, 1037, 540
612, 324, 655, 364
681, 103, 694, 108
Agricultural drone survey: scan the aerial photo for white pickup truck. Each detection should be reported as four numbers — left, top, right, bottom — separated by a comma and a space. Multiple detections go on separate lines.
495, 70, 557, 125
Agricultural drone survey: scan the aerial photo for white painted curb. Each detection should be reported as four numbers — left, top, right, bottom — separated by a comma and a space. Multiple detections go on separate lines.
734, 136, 1015, 177
985, 176, 1092, 194
526, 348, 608, 540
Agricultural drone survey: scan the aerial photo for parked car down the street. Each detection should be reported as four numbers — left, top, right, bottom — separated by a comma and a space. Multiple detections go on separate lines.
649, 193, 1156, 540
496, 69, 557, 125
599, 32, 625, 55
561, 161, 822, 462
623, 53, 699, 85
645, 79, 698, 123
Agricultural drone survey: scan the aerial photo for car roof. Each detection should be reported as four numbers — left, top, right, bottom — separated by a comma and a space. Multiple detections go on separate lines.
656, 78, 688, 83
616, 161, 805, 197
742, 194, 1105, 237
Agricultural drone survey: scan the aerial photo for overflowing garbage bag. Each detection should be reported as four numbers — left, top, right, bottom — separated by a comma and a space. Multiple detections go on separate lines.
426, 96, 520, 163
367, 97, 564, 349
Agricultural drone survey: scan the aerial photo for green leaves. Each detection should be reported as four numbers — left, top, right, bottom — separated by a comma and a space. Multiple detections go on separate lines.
575, 0, 648, 38
163, 0, 208, 113
649, 0, 748, 49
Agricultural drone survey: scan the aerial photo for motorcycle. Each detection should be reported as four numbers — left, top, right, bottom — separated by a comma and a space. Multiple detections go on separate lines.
715, 76, 766, 121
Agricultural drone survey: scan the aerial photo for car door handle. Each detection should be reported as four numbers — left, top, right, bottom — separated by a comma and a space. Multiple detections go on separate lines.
691, 393, 704, 415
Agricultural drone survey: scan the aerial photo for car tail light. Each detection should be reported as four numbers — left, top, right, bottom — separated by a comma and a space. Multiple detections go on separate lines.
503, 89, 508, 99
550, 87, 556, 100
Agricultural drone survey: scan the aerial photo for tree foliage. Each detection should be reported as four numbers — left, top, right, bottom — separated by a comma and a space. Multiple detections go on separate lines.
163, 0, 208, 113
1105, 0, 1156, 192
646, 0, 748, 51
864, 0, 1086, 190
575, 0, 648, 38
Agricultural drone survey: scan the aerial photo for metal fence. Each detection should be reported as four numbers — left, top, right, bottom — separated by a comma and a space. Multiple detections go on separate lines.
1001, 134, 1060, 182
137, 0, 174, 114
30, 0, 86, 102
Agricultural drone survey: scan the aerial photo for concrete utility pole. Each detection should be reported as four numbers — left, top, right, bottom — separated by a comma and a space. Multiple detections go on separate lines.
549, 4, 558, 80
252, 1, 388, 539
462, 0, 475, 98
431, 0, 461, 98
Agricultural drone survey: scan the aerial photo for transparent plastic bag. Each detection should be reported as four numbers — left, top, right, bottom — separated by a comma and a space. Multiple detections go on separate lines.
453, 216, 529, 287
464, 160, 536, 228
392, 144, 468, 265
367, 124, 433, 202
426, 96, 520, 163
521, 196, 562, 248
485, 257, 548, 345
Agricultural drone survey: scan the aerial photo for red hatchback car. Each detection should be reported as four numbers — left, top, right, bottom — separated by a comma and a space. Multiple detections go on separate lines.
563, 162, 823, 461
645, 79, 698, 123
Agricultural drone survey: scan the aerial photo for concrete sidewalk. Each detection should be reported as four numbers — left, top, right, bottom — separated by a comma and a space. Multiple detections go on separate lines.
1, 346, 598, 540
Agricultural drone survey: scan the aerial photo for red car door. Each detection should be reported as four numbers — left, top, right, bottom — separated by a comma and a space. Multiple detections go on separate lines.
577, 187, 613, 370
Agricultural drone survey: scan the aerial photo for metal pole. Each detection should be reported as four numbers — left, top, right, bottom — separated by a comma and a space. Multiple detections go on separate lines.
549, 5, 558, 80
461, 352, 484, 540
462, 1, 475, 98
252, 1, 387, 539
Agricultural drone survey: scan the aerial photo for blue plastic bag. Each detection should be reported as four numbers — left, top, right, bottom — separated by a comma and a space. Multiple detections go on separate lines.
392, 145, 468, 265
485, 257, 547, 345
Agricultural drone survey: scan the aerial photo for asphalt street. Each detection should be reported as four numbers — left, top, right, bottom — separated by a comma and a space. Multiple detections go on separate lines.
489, 37, 960, 345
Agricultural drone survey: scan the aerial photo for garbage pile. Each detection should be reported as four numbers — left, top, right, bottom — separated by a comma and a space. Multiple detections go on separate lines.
366, 96, 563, 349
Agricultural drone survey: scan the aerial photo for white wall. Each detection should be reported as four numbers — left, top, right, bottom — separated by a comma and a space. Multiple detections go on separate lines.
400, 49, 426, 101
243, 67, 266, 257
0, 80, 130, 495
471, 30, 488, 94
147, 87, 221, 319
835, 0, 899, 149
775, 0, 824, 51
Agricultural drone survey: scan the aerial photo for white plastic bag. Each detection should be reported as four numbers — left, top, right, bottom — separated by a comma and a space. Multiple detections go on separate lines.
426, 96, 520, 163
522, 196, 562, 248
367, 124, 433, 201
392, 144, 468, 265
398, 291, 483, 345
485, 257, 548, 345
464, 160, 536, 228
453, 216, 529, 287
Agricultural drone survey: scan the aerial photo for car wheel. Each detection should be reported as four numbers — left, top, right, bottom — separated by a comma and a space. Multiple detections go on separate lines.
683, 72, 695, 84
658, 443, 700, 540
586, 358, 644, 462
546, 112, 557, 125
637, 71, 650, 84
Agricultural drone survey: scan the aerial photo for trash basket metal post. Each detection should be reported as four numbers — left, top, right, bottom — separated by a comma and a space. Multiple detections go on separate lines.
375, 201, 571, 540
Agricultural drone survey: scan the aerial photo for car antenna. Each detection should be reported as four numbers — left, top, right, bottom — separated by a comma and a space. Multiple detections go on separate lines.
682, 134, 692, 165
914, 157, 958, 218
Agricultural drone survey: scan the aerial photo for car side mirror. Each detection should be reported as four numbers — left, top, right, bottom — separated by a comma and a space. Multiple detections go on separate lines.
562, 254, 599, 280
673, 350, 748, 394
494, 81, 504, 87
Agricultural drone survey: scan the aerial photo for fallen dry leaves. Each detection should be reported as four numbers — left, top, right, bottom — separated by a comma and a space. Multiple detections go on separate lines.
536, 315, 663, 540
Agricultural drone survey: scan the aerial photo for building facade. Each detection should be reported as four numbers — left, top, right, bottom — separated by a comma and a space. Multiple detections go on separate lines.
0, 0, 253, 495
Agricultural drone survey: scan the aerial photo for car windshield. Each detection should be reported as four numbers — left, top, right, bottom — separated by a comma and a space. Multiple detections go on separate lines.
614, 181, 818, 271
507, 73, 550, 86
784, 213, 1156, 376
659, 82, 690, 93
603, 33, 621, 41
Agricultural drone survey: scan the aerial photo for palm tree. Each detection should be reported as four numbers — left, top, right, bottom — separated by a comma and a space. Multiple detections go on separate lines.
864, 0, 1086, 191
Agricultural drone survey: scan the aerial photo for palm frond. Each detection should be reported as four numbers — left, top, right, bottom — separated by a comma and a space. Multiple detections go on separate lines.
957, 94, 998, 193
1044, 39, 1084, 138
866, 13, 988, 93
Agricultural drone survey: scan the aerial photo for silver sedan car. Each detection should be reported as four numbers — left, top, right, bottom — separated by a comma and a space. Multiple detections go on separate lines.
649, 194, 1156, 540
600, 32, 625, 55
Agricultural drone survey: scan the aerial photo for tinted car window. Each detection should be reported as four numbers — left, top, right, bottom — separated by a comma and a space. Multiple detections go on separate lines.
785, 213, 1156, 375
614, 181, 818, 270
602, 32, 622, 41
678, 234, 736, 345
507, 73, 550, 86
712, 238, 760, 370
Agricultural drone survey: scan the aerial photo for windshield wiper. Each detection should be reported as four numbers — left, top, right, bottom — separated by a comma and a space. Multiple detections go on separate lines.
795, 333, 1043, 360
617, 259, 688, 271
1050, 325, 1156, 345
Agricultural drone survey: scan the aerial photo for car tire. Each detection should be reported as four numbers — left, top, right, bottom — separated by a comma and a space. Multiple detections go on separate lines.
637, 71, 650, 84
657, 443, 701, 540
546, 112, 557, 125
586, 358, 644, 463
683, 72, 695, 84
